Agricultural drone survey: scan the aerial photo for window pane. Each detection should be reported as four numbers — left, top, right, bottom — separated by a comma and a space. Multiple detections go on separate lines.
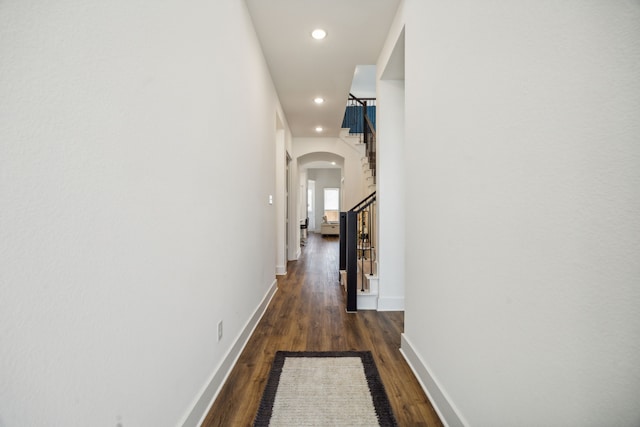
324, 188, 339, 210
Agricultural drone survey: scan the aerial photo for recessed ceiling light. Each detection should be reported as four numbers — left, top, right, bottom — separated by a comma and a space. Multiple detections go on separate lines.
311, 29, 327, 40
314, 97, 324, 104
315, 126, 323, 132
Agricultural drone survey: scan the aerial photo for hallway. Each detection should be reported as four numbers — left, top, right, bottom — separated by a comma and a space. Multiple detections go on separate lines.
202, 233, 443, 426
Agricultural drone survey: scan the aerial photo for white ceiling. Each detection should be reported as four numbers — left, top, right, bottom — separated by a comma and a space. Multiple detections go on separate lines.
245, 0, 400, 138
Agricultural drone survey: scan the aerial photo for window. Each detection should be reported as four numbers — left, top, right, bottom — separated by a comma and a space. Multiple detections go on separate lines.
323, 188, 340, 222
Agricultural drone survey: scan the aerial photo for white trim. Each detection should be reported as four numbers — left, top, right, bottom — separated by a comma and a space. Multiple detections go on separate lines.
180, 279, 278, 427
356, 293, 379, 310
275, 265, 287, 275
400, 334, 468, 427
376, 296, 404, 311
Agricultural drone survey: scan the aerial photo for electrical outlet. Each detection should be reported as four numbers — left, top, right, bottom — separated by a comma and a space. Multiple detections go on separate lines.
217, 321, 223, 341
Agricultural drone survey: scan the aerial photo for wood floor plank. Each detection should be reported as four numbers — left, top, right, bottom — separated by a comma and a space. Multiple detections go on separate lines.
201, 233, 443, 427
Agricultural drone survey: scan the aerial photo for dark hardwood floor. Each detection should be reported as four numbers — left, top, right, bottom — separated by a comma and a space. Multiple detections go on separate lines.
202, 233, 443, 426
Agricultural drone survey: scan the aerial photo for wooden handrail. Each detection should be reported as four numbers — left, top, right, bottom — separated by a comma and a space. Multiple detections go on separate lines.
364, 114, 376, 138
353, 195, 376, 214
349, 191, 376, 212
349, 93, 376, 105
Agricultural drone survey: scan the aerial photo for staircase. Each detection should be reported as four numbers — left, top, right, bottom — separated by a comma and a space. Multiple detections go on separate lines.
343, 93, 376, 188
339, 191, 377, 311
362, 155, 376, 193
339, 250, 378, 310
338, 94, 378, 311
337, 129, 376, 194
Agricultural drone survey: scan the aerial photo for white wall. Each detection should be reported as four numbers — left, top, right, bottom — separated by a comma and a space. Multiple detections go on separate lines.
376, 23, 406, 311
388, 1, 640, 426
375, 81, 406, 311
0, 1, 287, 426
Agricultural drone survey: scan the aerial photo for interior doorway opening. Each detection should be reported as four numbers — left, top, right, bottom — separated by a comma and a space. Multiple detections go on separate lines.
307, 180, 315, 231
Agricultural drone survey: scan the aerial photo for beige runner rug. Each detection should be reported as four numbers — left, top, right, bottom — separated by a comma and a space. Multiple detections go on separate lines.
254, 351, 397, 427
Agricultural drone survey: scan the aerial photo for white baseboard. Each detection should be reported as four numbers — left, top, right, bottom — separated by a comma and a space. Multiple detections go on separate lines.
377, 296, 405, 311
400, 334, 467, 427
181, 279, 278, 427
275, 265, 287, 275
